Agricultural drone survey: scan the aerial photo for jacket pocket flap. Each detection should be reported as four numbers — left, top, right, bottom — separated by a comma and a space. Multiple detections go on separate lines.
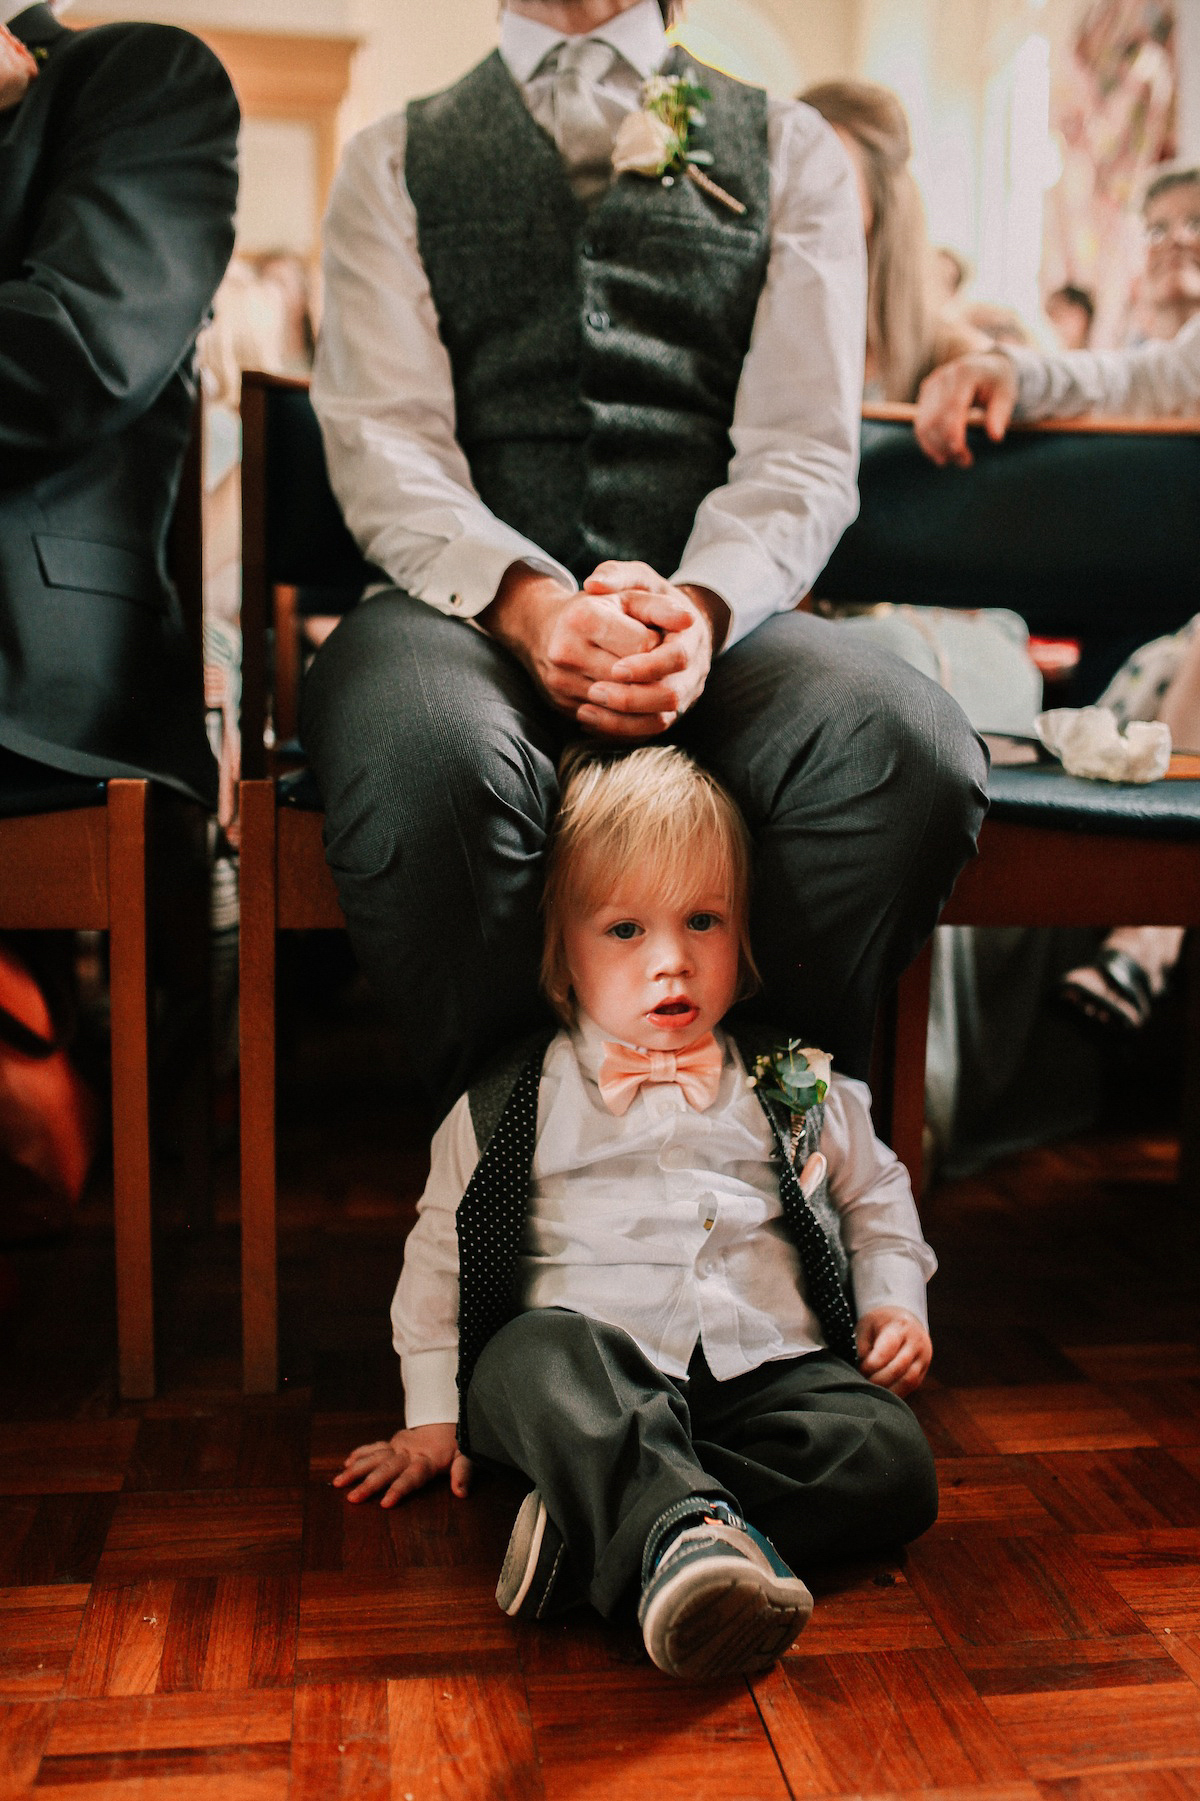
34, 534, 162, 608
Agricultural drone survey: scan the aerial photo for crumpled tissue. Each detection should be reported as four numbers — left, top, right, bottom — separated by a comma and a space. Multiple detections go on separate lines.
1035, 706, 1171, 784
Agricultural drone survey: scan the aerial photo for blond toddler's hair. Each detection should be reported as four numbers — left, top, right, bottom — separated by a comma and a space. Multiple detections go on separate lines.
541, 745, 759, 1025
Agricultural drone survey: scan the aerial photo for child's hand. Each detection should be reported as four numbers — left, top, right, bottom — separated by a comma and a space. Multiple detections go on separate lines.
856, 1307, 932, 1398
333, 1422, 472, 1507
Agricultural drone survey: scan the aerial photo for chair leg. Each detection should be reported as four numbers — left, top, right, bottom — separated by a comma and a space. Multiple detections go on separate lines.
107, 780, 155, 1401
889, 939, 934, 1198
239, 779, 279, 1393
1179, 931, 1200, 1204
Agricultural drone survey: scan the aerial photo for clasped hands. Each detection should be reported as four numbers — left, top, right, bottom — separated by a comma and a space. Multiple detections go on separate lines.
481, 558, 730, 738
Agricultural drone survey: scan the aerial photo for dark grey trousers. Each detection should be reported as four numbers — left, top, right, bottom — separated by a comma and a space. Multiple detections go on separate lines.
300, 593, 988, 1116
467, 1309, 939, 1617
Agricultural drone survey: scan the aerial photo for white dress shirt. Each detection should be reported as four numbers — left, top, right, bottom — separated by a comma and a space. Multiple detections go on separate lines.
312, 0, 866, 650
1008, 310, 1200, 421
393, 1015, 935, 1427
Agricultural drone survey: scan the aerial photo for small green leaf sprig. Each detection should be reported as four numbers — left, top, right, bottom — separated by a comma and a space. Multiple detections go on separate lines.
612, 71, 746, 216
748, 1041, 830, 1115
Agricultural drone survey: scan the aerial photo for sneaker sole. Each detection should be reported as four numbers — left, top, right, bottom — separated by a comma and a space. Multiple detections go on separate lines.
496, 1491, 548, 1617
641, 1555, 813, 1681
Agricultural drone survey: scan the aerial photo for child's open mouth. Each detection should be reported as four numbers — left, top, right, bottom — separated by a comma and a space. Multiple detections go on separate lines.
649, 999, 698, 1026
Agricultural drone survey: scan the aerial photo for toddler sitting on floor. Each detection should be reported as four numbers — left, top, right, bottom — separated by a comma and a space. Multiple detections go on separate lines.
337, 745, 938, 1681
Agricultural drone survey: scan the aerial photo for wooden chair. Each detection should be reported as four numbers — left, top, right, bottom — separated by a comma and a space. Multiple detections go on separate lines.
238, 369, 371, 1392
823, 409, 1200, 1199
0, 412, 207, 1400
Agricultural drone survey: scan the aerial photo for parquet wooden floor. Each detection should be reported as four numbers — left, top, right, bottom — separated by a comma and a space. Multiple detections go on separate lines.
1, 993, 1198, 1799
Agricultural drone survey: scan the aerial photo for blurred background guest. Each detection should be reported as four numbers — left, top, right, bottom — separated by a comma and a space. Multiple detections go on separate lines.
1128, 164, 1200, 341
800, 80, 987, 402
1046, 282, 1096, 348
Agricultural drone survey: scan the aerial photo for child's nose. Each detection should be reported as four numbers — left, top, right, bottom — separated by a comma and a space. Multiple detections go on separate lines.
651, 932, 692, 977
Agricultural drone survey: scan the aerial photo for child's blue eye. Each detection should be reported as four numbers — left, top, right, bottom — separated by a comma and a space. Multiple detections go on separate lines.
689, 913, 719, 931
608, 921, 640, 940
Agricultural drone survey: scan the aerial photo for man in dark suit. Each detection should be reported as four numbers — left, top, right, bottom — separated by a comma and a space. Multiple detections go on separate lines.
0, 0, 239, 806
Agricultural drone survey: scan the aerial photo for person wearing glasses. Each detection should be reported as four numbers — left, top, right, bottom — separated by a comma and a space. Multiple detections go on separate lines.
914, 164, 1200, 1039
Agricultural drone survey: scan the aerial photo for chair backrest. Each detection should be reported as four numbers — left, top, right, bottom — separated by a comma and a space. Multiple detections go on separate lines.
240, 369, 374, 779
818, 413, 1200, 642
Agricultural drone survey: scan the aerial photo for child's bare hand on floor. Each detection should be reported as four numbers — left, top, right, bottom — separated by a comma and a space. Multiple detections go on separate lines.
334, 1423, 472, 1506
856, 1307, 932, 1399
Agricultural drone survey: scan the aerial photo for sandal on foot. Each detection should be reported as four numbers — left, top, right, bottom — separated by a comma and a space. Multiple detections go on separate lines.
1059, 945, 1155, 1033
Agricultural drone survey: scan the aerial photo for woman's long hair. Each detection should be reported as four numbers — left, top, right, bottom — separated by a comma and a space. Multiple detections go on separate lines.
800, 80, 937, 404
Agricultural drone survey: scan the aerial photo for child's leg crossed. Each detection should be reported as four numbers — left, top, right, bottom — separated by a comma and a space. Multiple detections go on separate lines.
685, 1347, 938, 1572
466, 1308, 738, 1618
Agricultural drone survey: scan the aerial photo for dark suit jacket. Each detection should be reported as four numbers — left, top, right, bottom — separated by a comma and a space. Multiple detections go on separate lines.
0, 4, 238, 804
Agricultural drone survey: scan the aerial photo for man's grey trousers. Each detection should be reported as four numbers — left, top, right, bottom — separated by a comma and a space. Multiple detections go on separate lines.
300, 593, 987, 1116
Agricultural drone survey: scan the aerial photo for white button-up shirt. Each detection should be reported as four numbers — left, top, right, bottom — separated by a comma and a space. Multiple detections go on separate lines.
393, 1016, 935, 1427
311, 0, 866, 649
1009, 311, 1200, 421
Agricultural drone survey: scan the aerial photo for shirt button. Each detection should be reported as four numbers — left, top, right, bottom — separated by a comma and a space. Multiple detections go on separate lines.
587, 308, 611, 331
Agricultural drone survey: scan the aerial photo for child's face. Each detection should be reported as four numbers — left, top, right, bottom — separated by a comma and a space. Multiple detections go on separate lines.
562, 878, 741, 1050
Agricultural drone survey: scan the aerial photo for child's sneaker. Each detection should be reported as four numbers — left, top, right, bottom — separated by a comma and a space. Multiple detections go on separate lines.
637, 1499, 813, 1680
495, 1489, 566, 1620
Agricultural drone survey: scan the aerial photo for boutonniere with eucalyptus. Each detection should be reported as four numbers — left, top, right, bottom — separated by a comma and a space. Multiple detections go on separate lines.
748, 1040, 832, 1165
612, 71, 746, 216
0, 24, 39, 110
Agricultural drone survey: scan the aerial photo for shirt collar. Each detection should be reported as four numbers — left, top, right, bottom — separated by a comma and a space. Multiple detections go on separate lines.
500, 0, 668, 86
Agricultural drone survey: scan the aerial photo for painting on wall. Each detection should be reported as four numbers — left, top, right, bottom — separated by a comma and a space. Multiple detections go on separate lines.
1043, 0, 1176, 345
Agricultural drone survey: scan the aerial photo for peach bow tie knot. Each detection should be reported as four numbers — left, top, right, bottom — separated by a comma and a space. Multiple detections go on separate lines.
597, 1034, 723, 1116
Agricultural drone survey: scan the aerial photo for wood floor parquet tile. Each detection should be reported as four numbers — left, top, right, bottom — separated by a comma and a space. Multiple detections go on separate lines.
386, 1673, 542, 1801
290, 1679, 390, 1801
761, 1649, 1028, 1795
904, 1533, 1145, 1650
1086, 1531, 1200, 1632
155, 1576, 299, 1693
1038, 1773, 1200, 1800
0, 1701, 56, 1794
526, 1669, 787, 1801
950, 1388, 1159, 1457
96, 1491, 304, 1582
952, 1635, 1182, 1697
44, 1690, 293, 1755
1159, 1630, 1200, 1688
935, 1460, 1058, 1534
1022, 1451, 1200, 1533
1063, 1347, 1200, 1384
0, 1423, 137, 1496
33, 1741, 291, 1795
0, 1495, 117, 1588
983, 1682, 1200, 1778
296, 1570, 513, 1681
65, 1582, 176, 1698
0, 1587, 89, 1698
910, 1389, 1005, 1458
1075, 1383, 1200, 1450
301, 1473, 519, 1575
790, 1564, 943, 1657
125, 1412, 309, 1493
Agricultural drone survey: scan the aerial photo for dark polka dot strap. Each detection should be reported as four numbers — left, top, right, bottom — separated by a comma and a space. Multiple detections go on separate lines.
455, 1048, 544, 1452
754, 1090, 859, 1365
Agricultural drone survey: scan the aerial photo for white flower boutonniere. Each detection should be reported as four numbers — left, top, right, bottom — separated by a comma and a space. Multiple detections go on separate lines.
612, 72, 746, 216
747, 1040, 833, 1172
0, 24, 38, 111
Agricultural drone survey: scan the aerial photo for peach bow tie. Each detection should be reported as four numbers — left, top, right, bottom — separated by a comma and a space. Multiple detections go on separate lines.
597, 1034, 723, 1116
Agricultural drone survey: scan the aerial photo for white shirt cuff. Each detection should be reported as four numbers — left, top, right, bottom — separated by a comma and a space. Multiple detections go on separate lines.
1003, 344, 1055, 421
850, 1250, 933, 1329
419, 531, 575, 619
401, 1349, 460, 1428
672, 544, 791, 650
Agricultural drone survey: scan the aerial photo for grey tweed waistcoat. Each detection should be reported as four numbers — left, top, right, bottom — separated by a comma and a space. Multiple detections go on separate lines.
454, 1028, 858, 1452
405, 49, 771, 584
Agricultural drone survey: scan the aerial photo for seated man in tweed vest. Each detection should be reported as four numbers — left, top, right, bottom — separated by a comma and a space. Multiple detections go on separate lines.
337, 748, 938, 1682
303, 0, 987, 1120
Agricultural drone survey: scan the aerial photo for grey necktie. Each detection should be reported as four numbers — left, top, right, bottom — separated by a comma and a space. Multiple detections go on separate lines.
548, 37, 618, 204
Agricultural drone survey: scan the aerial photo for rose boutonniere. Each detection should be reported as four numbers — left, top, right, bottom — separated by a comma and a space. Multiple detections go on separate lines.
0, 24, 38, 112
748, 1041, 832, 1115
612, 72, 746, 216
